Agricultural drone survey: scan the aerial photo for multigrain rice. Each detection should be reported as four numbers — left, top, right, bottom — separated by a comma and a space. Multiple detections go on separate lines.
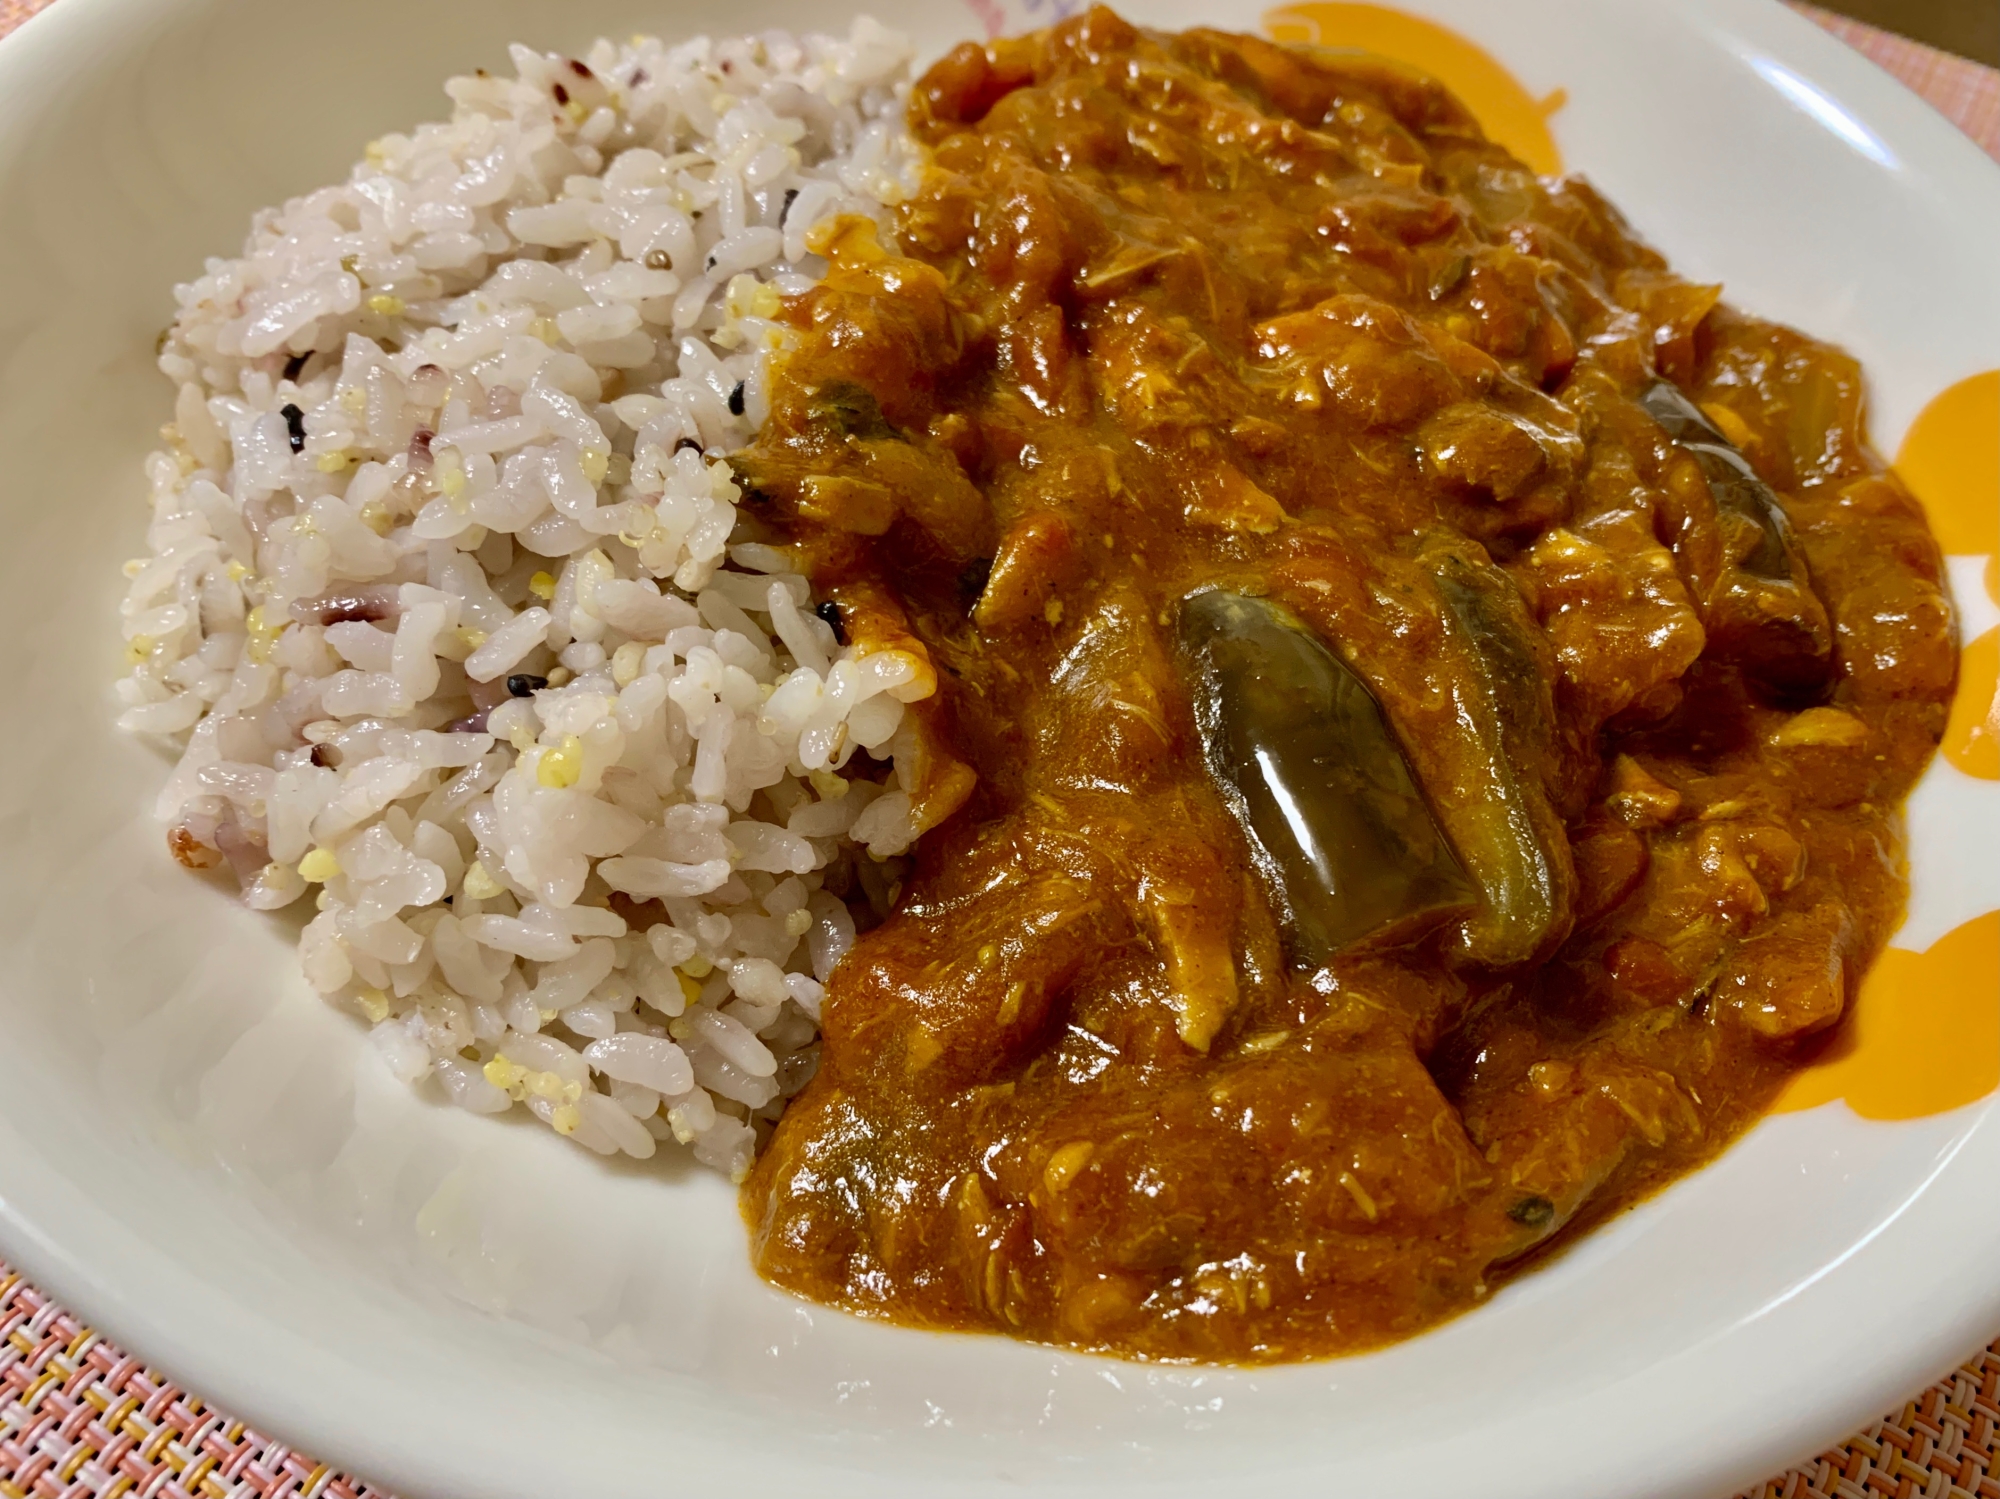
116, 22, 929, 1181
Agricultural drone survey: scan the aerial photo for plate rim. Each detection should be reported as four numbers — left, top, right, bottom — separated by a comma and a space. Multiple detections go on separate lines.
0, 0, 1995, 1494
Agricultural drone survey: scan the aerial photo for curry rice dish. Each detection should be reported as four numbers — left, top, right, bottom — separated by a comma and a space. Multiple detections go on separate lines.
128, 10, 1957, 1366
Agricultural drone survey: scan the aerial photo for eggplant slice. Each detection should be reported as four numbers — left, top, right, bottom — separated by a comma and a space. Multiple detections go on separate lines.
1638, 378, 1835, 699
1420, 543, 1578, 969
1178, 589, 1477, 966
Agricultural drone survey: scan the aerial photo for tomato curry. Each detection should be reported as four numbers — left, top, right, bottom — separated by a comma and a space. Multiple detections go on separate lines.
733, 8, 1958, 1362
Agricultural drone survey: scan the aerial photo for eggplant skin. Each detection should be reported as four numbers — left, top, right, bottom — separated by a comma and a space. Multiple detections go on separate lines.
1638, 378, 1836, 701
1419, 544, 1579, 970
1178, 589, 1476, 966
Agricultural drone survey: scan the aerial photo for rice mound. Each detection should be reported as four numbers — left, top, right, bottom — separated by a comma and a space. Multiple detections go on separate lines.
116, 21, 928, 1180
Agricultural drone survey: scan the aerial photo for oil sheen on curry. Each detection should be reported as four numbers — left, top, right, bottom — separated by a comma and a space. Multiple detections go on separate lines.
734, 9, 1958, 1362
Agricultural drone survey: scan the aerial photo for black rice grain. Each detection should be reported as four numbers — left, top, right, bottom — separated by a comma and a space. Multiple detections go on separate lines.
813, 600, 846, 644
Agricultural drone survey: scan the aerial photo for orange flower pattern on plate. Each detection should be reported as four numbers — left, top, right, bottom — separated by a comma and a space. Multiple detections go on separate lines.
1261, 1, 1567, 174
1779, 370, 1999, 1115
1257, 2, 1996, 1124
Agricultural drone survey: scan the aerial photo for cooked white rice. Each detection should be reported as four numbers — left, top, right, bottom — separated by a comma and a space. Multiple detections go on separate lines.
116, 21, 929, 1181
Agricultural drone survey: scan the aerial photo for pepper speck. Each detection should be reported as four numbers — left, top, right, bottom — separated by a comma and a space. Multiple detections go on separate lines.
728, 381, 746, 417
507, 673, 550, 698
280, 404, 306, 453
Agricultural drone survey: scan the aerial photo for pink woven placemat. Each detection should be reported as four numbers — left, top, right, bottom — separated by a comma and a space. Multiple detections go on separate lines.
0, 0, 1995, 1495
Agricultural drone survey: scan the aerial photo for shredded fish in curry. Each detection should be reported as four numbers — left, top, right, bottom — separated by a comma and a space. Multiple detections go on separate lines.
732, 8, 1957, 1362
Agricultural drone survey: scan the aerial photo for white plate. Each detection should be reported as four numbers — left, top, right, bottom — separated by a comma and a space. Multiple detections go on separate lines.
0, 0, 1995, 1495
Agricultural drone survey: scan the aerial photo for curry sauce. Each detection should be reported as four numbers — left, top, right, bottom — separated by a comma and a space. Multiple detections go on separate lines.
735, 9, 1957, 1362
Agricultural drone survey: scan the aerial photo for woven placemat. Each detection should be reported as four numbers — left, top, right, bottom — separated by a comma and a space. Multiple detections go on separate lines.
0, 0, 1995, 1495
